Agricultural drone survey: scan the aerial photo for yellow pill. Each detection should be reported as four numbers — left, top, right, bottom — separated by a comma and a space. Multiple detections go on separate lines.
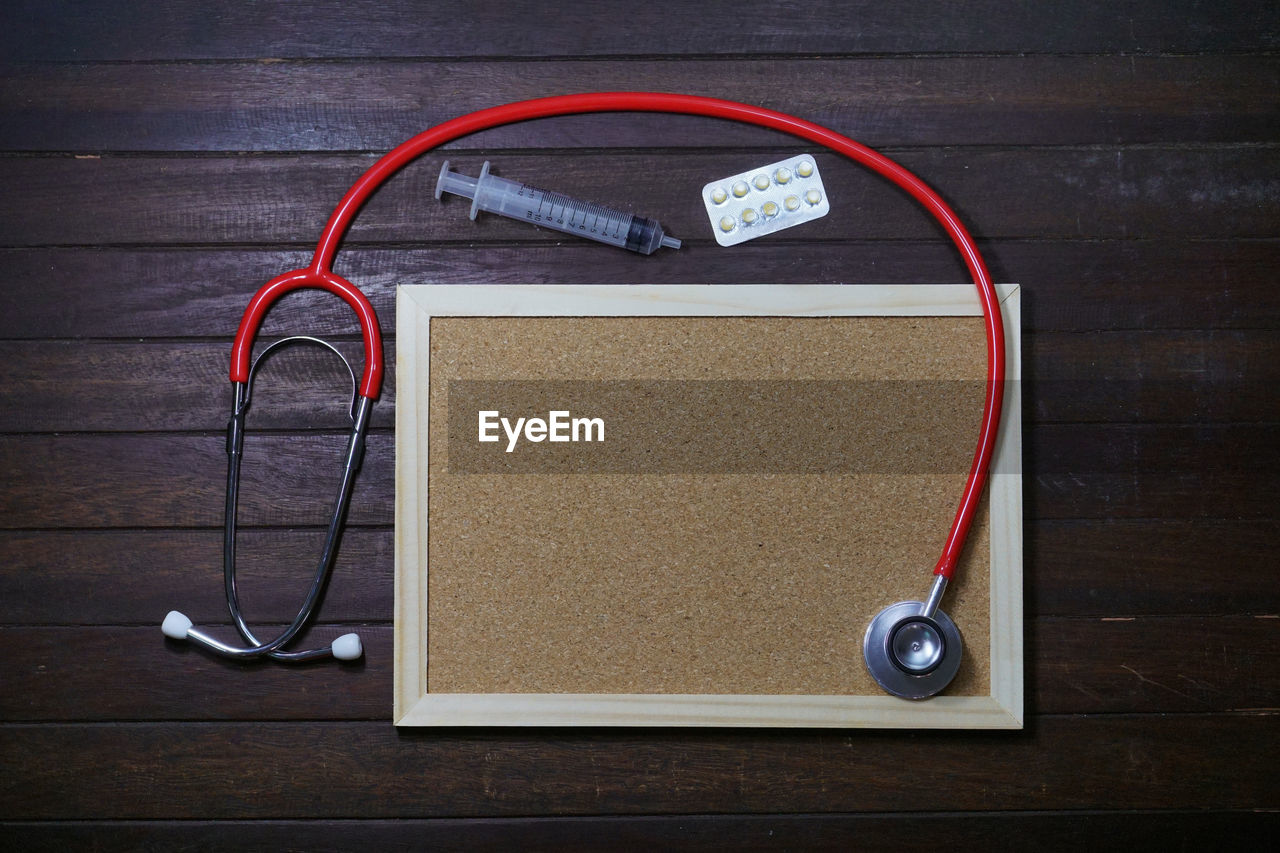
783, 195, 801, 211
710, 187, 728, 205
796, 160, 814, 177
719, 216, 736, 232
761, 201, 779, 217
774, 167, 792, 184
805, 189, 822, 205
732, 181, 750, 198
741, 208, 759, 225
752, 173, 771, 191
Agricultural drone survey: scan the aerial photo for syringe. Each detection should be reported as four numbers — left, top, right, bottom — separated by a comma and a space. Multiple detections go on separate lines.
435, 161, 681, 255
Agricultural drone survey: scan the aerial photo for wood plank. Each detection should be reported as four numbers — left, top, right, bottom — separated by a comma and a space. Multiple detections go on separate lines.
3, 812, 1274, 852
4, 520, 1274, 625
2, 147, 1276, 247
1023, 423, 1279, 520
3, 56, 1276, 151
1025, 330, 1280, 424
0, 625, 391, 722
0, 341, 399, 432
3, 425, 1273, 529
2, 331, 1275, 432
3, 241, 1277, 339
0, 529, 392, 625
4, 1, 1276, 60
1, 715, 1274, 818
1029, 519, 1280, 617
1, 616, 1273, 721
0, 434, 395, 528
1029, 616, 1280, 714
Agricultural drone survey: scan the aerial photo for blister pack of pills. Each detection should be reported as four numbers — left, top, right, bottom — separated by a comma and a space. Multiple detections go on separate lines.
702, 155, 829, 246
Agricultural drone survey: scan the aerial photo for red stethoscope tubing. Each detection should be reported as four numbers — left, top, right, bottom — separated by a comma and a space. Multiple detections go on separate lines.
230, 268, 383, 398
233, 92, 1005, 581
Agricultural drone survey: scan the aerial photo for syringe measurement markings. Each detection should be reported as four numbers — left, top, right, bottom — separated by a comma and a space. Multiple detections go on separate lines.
518, 186, 560, 225
542, 191, 627, 238
511, 183, 628, 238
440, 164, 675, 253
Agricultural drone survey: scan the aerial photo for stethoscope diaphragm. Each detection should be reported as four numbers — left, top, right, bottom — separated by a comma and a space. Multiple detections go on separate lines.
863, 599, 964, 700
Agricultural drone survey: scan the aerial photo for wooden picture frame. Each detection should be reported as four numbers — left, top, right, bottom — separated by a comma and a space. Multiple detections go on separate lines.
395, 284, 1022, 728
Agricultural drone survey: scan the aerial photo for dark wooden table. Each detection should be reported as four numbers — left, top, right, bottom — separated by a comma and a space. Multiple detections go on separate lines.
2, 1, 1276, 849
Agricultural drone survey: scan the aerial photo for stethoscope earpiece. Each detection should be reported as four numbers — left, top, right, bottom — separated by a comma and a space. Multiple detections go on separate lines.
161, 610, 193, 640
863, 577, 964, 700
162, 610, 364, 662
330, 633, 363, 661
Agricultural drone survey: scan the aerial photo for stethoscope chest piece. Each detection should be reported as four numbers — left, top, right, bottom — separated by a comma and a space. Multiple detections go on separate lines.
863, 600, 964, 699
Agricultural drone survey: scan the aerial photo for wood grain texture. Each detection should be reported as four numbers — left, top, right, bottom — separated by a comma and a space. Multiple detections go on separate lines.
3, 425, 1275, 530
2, 330, 1275, 432
2, 616, 1273, 721
2, 716, 1275, 819
0, 529, 393, 624
3, 147, 1277, 246
3, 813, 1276, 853
4, 519, 1275, 627
0, 527, 389, 622
3, 56, 1275, 151
1028, 519, 1280, 617
2, 0, 1277, 841
4, 241, 1278, 339
4, 0, 1276, 60
0, 434, 395, 528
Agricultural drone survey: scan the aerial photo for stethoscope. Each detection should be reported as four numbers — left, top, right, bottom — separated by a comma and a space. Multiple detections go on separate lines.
161, 93, 1004, 699
162, 269, 384, 662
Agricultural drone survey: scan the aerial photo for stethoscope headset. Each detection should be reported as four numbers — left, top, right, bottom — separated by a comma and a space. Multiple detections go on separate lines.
162, 92, 1005, 700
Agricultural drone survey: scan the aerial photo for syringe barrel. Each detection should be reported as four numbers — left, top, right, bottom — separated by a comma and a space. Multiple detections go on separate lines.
517, 189, 631, 249
474, 172, 539, 223
436, 161, 680, 254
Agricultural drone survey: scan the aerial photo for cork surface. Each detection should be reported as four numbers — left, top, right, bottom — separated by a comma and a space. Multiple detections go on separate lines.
425, 316, 991, 696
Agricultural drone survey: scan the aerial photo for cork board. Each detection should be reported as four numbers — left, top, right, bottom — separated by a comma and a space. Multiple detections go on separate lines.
395, 284, 1022, 728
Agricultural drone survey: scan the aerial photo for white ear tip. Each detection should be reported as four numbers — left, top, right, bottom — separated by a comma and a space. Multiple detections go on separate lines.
332, 633, 362, 661
162, 611, 193, 640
